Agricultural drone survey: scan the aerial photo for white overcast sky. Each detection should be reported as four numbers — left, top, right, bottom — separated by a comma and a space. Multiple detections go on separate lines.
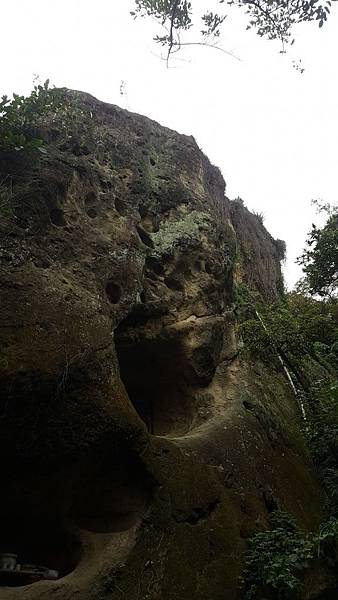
1, 0, 337, 289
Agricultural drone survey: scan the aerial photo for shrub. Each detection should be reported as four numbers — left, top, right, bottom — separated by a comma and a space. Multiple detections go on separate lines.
232, 196, 245, 206
275, 238, 287, 261
239, 318, 272, 361
244, 511, 314, 599
0, 80, 64, 152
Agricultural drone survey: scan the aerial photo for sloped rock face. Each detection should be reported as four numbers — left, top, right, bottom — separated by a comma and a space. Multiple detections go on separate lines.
230, 200, 284, 302
0, 92, 323, 600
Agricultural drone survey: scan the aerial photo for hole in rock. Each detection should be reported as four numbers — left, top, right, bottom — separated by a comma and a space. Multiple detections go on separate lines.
106, 280, 122, 304
138, 205, 147, 218
50, 208, 66, 227
114, 198, 127, 216
73, 448, 153, 534
115, 320, 197, 436
262, 490, 278, 514
85, 191, 97, 204
205, 263, 213, 275
164, 276, 184, 292
194, 259, 205, 272
136, 225, 154, 249
87, 207, 97, 219
243, 400, 255, 411
146, 256, 164, 276
0, 516, 81, 587
0, 441, 153, 587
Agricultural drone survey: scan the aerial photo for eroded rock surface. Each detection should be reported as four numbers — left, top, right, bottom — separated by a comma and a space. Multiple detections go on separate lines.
0, 91, 323, 599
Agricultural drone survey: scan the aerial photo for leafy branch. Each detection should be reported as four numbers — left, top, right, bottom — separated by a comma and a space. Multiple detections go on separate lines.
131, 0, 336, 62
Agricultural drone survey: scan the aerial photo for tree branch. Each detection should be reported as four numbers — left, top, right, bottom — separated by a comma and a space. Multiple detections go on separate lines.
171, 41, 242, 61
167, 0, 180, 66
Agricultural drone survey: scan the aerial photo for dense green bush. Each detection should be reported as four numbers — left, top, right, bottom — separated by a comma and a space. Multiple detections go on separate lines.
244, 511, 314, 599
0, 80, 63, 152
244, 511, 338, 599
239, 318, 272, 362
238, 291, 337, 368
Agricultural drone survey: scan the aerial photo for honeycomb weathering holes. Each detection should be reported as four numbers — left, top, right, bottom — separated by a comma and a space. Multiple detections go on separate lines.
105, 280, 121, 304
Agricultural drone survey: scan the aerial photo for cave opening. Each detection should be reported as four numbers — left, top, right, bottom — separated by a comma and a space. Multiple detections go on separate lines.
0, 443, 153, 588
0, 515, 81, 587
72, 446, 153, 534
115, 321, 196, 437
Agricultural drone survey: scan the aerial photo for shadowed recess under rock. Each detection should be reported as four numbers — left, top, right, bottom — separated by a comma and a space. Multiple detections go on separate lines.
72, 449, 153, 533
0, 444, 153, 587
115, 319, 198, 437
0, 518, 80, 586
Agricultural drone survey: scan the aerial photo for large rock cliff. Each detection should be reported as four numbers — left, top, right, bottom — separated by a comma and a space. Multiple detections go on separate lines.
0, 91, 323, 600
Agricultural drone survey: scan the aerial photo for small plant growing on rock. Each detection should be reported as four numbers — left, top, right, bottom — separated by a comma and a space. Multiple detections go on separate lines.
232, 196, 245, 207
252, 210, 265, 225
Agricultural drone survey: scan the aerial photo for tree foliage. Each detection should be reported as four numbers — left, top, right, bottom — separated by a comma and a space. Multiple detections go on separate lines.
244, 511, 314, 599
238, 290, 338, 370
0, 80, 64, 152
131, 0, 336, 59
245, 510, 338, 599
238, 289, 338, 595
297, 202, 338, 298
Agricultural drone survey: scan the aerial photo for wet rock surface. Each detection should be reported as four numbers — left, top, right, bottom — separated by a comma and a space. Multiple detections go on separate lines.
0, 91, 324, 599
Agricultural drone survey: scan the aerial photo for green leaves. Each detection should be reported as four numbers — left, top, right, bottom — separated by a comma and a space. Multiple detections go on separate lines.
297, 202, 338, 298
201, 11, 227, 37
245, 511, 338, 598
132, 0, 336, 58
133, 0, 192, 29
0, 80, 64, 153
244, 511, 314, 599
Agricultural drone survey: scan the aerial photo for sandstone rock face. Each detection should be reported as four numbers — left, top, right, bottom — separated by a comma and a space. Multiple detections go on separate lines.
0, 92, 323, 599
230, 200, 284, 302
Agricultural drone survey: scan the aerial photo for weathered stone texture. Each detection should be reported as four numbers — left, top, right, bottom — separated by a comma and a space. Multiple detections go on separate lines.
0, 91, 323, 599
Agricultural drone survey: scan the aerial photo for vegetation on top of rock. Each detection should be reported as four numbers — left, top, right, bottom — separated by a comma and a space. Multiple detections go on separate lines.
252, 210, 265, 224
0, 80, 64, 152
232, 196, 245, 206
274, 239, 287, 261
